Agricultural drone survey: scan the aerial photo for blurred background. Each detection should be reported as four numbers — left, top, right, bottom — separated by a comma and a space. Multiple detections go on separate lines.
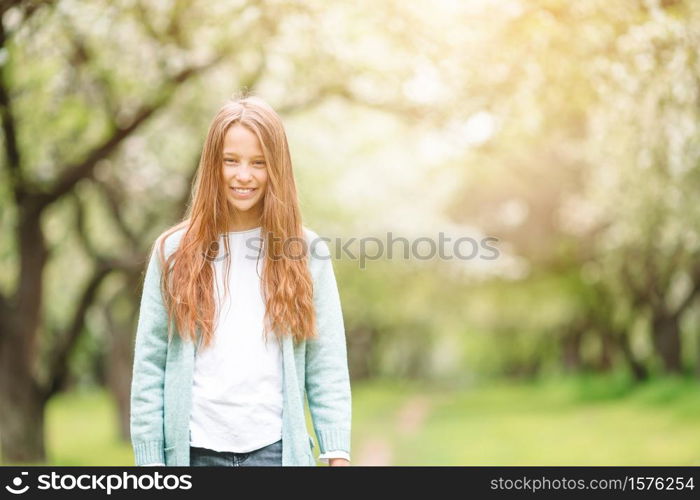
1, 0, 700, 466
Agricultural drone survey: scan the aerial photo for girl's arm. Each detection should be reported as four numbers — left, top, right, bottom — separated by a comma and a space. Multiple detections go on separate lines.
305, 238, 352, 464
130, 245, 170, 466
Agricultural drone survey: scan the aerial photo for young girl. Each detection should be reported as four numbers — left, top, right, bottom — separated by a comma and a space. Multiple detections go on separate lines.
129, 94, 351, 467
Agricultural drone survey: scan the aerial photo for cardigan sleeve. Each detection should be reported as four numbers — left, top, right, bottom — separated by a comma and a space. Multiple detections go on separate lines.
130, 244, 170, 466
305, 237, 352, 457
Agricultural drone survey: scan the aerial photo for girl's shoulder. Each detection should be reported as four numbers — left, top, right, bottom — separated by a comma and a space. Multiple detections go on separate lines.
153, 224, 188, 260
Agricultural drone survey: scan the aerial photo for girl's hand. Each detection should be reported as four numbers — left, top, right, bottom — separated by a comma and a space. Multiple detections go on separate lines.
328, 457, 351, 466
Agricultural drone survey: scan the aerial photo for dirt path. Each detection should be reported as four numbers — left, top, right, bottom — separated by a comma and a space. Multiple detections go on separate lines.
396, 394, 431, 435
355, 394, 433, 465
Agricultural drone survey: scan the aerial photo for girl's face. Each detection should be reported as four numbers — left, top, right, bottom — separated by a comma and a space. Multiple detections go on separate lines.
222, 123, 269, 225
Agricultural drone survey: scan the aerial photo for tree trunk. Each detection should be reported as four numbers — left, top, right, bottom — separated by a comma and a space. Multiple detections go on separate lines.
105, 321, 134, 442
0, 330, 47, 463
598, 330, 614, 372
107, 344, 132, 441
103, 274, 143, 442
0, 205, 50, 463
346, 325, 377, 380
615, 328, 648, 382
652, 313, 682, 374
561, 327, 583, 372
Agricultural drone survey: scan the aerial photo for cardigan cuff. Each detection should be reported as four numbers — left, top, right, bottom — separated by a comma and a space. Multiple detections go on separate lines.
133, 440, 165, 465
316, 428, 351, 454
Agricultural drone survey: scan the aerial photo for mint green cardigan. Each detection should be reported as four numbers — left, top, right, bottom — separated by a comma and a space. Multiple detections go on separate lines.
129, 227, 352, 466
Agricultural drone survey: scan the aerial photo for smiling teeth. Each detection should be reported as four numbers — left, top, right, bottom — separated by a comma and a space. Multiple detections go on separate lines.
233, 188, 254, 193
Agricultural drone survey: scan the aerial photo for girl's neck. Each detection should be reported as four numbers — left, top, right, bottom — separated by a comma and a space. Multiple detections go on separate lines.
226, 216, 262, 232
225, 205, 263, 231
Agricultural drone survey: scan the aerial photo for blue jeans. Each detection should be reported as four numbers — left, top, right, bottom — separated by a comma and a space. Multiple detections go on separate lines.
189, 439, 283, 466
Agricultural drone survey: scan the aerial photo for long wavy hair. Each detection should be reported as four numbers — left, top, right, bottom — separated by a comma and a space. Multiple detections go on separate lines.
152, 94, 316, 349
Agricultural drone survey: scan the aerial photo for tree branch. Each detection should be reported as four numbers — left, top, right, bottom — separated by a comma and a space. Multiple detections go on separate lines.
37, 54, 226, 210
42, 263, 111, 399
92, 181, 139, 248
1, 0, 57, 24
71, 189, 143, 272
671, 257, 700, 320
57, 10, 119, 121
0, 17, 24, 204
41, 191, 144, 398
619, 250, 653, 309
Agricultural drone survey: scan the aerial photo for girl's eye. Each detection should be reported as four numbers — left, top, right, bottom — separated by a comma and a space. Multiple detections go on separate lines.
223, 159, 264, 166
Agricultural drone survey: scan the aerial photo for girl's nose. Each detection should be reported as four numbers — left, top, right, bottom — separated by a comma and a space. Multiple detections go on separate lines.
236, 165, 253, 181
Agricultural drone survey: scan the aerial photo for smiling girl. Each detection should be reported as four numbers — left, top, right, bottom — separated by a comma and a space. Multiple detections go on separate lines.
129, 94, 352, 467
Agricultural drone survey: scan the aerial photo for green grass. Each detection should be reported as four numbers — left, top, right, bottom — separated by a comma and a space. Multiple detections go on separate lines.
7, 374, 700, 465
365, 375, 700, 466
45, 389, 133, 466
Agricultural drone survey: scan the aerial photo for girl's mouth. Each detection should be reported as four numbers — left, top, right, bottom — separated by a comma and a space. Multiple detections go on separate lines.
230, 187, 257, 199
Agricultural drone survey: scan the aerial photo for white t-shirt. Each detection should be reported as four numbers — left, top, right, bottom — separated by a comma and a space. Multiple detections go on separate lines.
183, 226, 349, 464
189, 226, 283, 453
